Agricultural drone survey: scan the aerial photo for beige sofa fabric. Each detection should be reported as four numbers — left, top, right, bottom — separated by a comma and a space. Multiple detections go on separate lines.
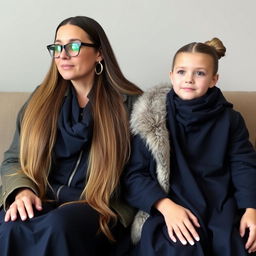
0, 91, 255, 165
224, 92, 256, 148
0, 92, 30, 164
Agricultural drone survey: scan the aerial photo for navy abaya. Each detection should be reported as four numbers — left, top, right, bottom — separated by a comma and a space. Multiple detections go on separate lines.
0, 86, 130, 256
124, 87, 256, 255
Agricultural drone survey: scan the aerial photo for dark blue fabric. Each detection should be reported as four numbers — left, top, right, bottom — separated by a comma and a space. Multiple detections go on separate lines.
54, 86, 93, 158
0, 203, 115, 256
47, 86, 93, 203
123, 135, 167, 214
0, 86, 133, 255
173, 87, 232, 131
124, 87, 256, 255
168, 87, 256, 211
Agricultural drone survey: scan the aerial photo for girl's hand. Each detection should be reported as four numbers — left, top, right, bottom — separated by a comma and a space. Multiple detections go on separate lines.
155, 198, 200, 246
240, 208, 256, 253
4, 188, 42, 222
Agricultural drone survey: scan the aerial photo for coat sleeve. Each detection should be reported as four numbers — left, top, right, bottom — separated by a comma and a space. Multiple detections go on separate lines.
0, 103, 38, 210
123, 134, 168, 214
229, 110, 256, 209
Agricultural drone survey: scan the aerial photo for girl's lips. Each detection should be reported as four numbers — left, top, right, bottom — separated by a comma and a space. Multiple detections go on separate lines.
181, 87, 195, 91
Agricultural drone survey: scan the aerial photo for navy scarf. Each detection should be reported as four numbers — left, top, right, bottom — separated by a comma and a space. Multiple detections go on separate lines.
171, 87, 232, 132
54, 86, 93, 158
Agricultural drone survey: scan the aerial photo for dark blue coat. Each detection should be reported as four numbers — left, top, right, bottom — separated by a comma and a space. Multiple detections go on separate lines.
124, 87, 256, 255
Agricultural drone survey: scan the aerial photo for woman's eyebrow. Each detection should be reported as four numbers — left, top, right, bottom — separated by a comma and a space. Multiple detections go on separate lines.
54, 38, 82, 43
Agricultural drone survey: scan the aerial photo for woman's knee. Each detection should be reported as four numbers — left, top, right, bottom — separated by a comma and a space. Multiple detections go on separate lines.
0, 220, 21, 235
45, 203, 100, 235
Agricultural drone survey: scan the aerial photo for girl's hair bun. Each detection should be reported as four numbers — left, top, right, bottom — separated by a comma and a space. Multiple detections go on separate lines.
205, 37, 226, 59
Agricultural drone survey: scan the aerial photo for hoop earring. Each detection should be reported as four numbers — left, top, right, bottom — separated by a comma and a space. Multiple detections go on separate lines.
95, 61, 103, 75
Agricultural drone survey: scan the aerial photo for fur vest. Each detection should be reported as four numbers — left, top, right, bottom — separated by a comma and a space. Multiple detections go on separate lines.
130, 85, 172, 243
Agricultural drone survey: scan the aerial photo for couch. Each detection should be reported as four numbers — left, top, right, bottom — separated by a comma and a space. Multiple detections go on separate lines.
0, 91, 256, 170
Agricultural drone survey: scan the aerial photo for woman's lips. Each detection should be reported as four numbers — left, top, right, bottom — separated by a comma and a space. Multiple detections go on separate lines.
61, 64, 74, 70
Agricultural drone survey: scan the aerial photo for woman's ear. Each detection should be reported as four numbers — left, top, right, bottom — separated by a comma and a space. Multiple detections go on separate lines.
209, 74, 219, 88
96, 48, 103, 62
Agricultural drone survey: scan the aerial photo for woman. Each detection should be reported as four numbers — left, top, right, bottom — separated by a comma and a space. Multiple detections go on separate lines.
0, 16, 142, 256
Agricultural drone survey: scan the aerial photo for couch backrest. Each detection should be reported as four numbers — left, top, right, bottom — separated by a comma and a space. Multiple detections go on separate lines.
223, 92, 256, 148
0, 92, 30, 163
0, 91, 255, 164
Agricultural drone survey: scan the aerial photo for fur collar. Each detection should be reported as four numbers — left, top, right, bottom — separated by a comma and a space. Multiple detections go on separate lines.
130, 84, 171, 243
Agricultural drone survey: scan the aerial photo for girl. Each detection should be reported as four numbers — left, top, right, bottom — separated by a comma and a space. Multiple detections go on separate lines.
0, 16, 142, 255
124, 38, 256, 255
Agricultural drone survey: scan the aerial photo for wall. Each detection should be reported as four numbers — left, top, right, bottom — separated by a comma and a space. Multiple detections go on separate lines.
1, 0, 255, 92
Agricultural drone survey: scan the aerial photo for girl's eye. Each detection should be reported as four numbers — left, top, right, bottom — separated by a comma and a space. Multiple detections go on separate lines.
196, 71, 205, 76
177, 70, 185, 75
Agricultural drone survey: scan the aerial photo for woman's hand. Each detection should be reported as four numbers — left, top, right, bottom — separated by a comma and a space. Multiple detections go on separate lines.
240, 208, 256, 253
155, 198, 200, 246
4, 188, 42, 222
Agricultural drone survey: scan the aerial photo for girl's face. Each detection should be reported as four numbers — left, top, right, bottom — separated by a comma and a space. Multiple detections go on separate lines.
54, 24, 102, 86
169, 52, 218, 100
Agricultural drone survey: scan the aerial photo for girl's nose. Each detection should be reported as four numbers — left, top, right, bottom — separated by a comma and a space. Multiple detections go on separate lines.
185, 73, 193, 84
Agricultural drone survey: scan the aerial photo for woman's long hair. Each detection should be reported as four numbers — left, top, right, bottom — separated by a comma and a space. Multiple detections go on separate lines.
19, 16, 142, 240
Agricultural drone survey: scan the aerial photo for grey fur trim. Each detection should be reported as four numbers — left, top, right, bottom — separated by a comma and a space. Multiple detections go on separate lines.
130, 84, 172, 243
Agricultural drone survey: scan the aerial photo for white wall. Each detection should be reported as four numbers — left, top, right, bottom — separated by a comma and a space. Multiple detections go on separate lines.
1, 0, 255, 92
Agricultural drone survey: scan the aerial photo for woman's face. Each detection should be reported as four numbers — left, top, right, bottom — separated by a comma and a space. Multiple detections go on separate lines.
54, 24, 102, 86
170, 52, 218, 100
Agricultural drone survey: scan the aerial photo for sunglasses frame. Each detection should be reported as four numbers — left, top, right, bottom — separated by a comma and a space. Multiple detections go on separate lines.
47, 41, 97, 58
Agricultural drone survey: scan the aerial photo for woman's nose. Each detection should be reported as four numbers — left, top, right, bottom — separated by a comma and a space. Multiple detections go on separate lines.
59, 48, 70, 59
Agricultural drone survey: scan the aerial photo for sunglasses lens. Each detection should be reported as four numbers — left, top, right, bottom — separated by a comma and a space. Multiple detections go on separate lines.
66, 43, 80, 57
48, 45, 62, 58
